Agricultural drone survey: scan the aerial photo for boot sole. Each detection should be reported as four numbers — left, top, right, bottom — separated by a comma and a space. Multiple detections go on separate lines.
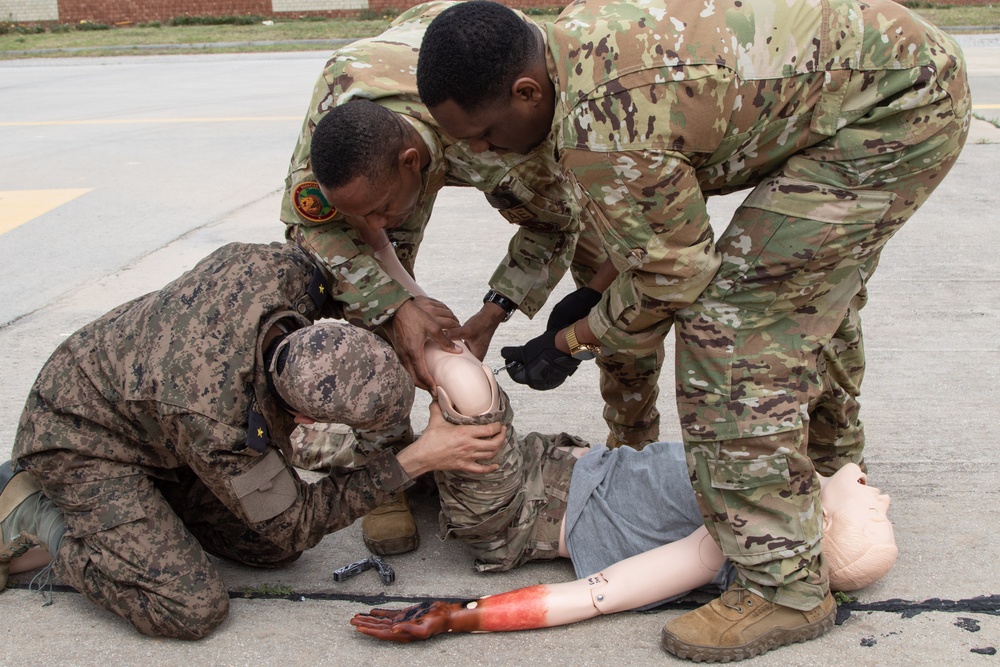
363, 533, 420, 557
660, 603, 836, 663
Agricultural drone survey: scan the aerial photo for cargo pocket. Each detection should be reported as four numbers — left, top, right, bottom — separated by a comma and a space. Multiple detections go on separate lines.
708, 453, 808, 563
57, 478, 148, 537
230, 450, 298, 524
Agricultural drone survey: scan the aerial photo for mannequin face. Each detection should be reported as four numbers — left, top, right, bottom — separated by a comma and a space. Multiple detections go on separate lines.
821, 463, 895, 551
320, 149, 423, 233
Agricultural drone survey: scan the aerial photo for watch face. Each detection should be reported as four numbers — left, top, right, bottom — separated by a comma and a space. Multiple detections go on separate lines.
571, 346, 598, 361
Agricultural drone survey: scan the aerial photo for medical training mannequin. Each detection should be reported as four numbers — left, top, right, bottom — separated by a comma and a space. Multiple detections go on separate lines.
362, 227, 499, 418
350, 462, 896, 642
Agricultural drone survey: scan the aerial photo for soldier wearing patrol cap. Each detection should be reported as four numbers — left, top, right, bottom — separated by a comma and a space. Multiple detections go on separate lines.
282, 1, 667, 557
416, 0, 970, 660
0, 241, 503, 640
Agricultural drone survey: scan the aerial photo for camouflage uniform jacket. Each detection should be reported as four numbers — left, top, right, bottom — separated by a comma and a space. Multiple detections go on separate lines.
282, 1, 579, 329
14, 242, 411, 550
545, 0, 967, 350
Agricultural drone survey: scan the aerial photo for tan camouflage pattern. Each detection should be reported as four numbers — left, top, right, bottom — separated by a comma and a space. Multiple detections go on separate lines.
434, 388, 583, 571
272, 322, 414, 426
283, 1, 663, 448
281, 0, 579, 327
543, 0, 971, 608
11, 242, 415, 638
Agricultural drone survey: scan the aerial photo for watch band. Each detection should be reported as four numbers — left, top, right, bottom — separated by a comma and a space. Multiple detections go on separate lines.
484, 290, 517, 322
565, 326, 599, 361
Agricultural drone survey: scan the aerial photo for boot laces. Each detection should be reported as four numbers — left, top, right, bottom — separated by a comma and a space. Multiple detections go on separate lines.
29, 561, 55, 607
723, 584, 749, 614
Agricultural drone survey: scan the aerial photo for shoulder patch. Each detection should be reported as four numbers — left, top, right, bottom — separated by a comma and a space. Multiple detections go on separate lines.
293, 181, 337, 223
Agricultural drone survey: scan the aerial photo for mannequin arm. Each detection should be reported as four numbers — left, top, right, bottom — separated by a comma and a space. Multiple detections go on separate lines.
351, 526, 724, 642
366, 228, 498, 418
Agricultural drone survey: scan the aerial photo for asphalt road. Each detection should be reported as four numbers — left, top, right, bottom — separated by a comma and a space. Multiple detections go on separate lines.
1, 34, 999, 667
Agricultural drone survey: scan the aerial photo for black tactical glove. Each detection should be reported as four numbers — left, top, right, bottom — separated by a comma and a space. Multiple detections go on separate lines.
546, 287, 602, 331
500, 329, 580, 391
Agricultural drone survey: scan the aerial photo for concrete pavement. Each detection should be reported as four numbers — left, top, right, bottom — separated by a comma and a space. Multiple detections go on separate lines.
1, 35, 999, 667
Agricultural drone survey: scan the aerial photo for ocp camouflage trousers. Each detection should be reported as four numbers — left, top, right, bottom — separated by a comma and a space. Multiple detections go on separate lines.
675, 58, 971, 610
571, 225, 662, 448
434, 389, 583, 571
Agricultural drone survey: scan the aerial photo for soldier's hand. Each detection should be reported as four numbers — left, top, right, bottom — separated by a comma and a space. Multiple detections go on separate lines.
351, 601, 462, 643
396, 402, 504, 477
546, 287, 601, 331
390, 299, 462, 391
447, 305, 504, 360
412, 295, 460, 330
500, 329, 580, 391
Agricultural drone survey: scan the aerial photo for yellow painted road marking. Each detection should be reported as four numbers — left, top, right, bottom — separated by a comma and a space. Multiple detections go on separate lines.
0, 117, 299, 127
0, 189, 93, 234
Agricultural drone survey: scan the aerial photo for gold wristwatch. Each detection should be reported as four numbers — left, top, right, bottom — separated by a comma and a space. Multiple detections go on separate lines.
565, 326, 600, 360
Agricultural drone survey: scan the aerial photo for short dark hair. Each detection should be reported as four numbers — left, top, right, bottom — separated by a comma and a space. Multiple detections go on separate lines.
310, 99, 408, 190
417, 0, 538, 111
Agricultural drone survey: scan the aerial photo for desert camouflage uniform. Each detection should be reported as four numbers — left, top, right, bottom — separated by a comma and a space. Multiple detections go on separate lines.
12, 242, 415, 639
545, 0, 970, 608
282, 1, 661, 448
434, 388, 583, 571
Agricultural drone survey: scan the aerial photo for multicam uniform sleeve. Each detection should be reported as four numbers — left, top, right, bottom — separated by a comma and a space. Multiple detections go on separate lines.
557, 62, 731, 352
447, 143, 580, 318
561, 148, 720, 352
170, 412, 412, 551
280, 70, 421, 330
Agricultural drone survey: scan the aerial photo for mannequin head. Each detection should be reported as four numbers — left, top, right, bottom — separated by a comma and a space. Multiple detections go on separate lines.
821, 463, 898, 591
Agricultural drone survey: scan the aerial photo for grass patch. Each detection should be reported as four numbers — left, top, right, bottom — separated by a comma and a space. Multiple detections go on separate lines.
974, 112, 1000, 129
1, 4, 993, 58
0, 17, 399, 54
241, 583, 294, 598
904, 3, 1000, 27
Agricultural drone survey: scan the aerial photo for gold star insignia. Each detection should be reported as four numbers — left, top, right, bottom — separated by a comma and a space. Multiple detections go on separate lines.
257, 427, 264, 438
319, 284, 325, 293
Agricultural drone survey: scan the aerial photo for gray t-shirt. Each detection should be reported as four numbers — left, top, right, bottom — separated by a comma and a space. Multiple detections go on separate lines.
564, 440, 734, 608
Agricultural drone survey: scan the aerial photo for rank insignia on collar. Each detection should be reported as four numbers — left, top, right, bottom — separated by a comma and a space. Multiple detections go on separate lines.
246, 408, 269, 453
292, 181, 337, 223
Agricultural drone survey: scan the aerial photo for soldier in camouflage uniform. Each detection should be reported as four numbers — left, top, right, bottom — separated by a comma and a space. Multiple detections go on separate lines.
417, 0, 970, 660
283, 1, 664, 556
283, 1, 664, 447
0, 241, 503, 639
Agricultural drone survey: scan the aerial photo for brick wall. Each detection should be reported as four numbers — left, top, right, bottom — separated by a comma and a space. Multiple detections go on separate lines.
2, 0, 995, 27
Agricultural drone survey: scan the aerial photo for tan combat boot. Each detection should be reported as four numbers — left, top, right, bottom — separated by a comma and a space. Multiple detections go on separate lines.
361, 492, 419, 556
661, 582, 837, 662
1, 461, 43, 590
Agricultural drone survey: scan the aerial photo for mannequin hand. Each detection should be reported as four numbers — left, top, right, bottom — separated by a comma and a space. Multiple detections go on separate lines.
390, 300, 462, 391
500, 329, 580, 391
447, 305, 504, 360
351, 601, 461, 643
546, 287, 601, 331
395, 402, 504, 478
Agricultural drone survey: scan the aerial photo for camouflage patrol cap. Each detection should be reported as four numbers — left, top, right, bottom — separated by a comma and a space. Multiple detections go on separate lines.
270, 322, 414, 429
